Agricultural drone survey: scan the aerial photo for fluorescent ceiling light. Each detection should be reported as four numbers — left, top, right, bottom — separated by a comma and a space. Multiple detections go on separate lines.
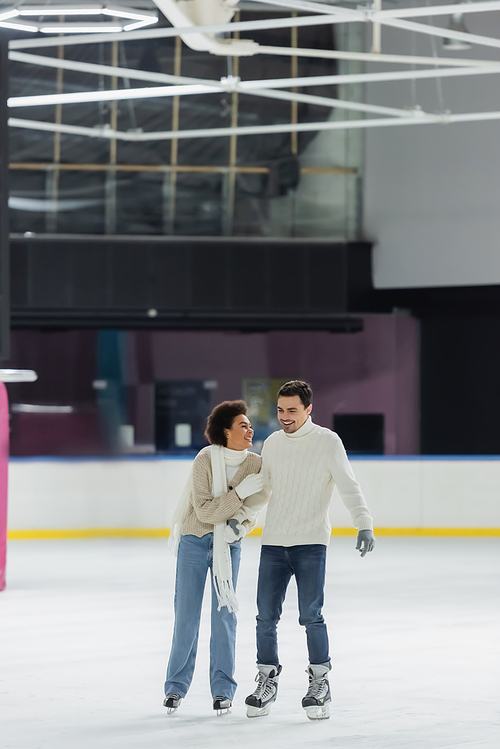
102, 7, 157, 22
11, 404, 74, 414
19, 6, 104, 16
16, 4, 157, 22
0, 20, 38, 32
123, 20, 156, 31
0, 370, 38, 383
40, 24, 125, 33
1, 4, 158, 33
0, 9, 19, 21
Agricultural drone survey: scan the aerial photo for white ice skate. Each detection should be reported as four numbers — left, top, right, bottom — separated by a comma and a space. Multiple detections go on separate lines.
245, 664, 282, 718
301, 663, 331, 721
163, 693, 182, 714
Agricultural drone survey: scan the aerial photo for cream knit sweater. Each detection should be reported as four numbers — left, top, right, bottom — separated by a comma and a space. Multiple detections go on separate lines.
260, 417, 373, 547
181, 447, 267, 538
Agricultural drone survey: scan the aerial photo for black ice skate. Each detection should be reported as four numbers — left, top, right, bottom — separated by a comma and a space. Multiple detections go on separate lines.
163, 693, 182, 714
213, 696, 232, 715
245, 664, 282, 718
301, 663, 332, 720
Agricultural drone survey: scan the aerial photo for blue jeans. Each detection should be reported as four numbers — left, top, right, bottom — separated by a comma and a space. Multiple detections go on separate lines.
256, 544, 330, 667
164, 533, 241, 700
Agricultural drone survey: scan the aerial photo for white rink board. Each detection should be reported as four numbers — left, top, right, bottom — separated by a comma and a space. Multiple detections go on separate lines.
7, 456, 500, 531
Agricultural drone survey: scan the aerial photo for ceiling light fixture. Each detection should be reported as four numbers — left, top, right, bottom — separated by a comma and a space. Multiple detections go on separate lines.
0, 20, 39, 32
39, 24, 125, 34
0, 9, 19, 21
18, 5, 107, 16
0, 4, 158, 34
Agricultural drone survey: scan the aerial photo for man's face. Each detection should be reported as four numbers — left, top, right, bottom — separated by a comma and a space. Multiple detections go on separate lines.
277, 395, 312, 434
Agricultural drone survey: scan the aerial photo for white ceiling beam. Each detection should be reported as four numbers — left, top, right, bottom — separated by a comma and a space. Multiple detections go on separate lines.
236, 64, 500, 88
244, 0, 359, 17
9, 109, 500, 141
7, 50, 425, 118
376, 16, 500, 51
12, 46, 497, 79
8, 12, 355, 50
8, 83, 222, 108
9, 62, 500, 109
244, 86, 420, 117
256, 43, 498, 67
247, 0, 500, 20
7, 3, 500, 55
375, 1, 500, 21
8, 51, 214, 88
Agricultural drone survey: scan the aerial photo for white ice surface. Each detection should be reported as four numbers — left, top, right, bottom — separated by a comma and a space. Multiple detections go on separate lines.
1, 537, 499, 749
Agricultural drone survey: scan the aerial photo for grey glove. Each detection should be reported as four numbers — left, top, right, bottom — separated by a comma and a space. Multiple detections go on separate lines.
223, 518, 247, 544
235, 473, 264, 499
356, 529, 376, 557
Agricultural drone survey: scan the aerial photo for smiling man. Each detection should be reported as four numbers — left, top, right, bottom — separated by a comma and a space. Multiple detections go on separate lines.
244, 380, 375, 721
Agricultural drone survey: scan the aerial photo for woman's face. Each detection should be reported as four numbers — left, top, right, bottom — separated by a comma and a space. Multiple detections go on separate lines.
225, 414, 254, 451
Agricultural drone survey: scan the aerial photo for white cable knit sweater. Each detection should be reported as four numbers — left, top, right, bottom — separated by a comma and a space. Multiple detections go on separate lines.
260, 417, 373, 547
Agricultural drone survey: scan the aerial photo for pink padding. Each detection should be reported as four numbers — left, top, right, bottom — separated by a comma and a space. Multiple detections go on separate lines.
0, 383, 9, 591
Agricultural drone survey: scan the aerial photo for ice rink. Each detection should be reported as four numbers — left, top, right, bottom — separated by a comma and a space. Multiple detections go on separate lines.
1, 536, 498, 749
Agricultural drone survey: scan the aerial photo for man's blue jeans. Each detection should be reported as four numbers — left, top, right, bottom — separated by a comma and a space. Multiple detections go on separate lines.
164, 533, 241, 700
256, 544, 330, 667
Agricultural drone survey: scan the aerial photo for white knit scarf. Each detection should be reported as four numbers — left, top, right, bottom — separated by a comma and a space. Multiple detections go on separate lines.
169, 444, 247, 613
211, 445, 247, 613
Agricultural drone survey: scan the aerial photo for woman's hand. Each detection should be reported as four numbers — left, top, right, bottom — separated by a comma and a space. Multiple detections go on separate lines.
223, 518, 247, 543
235, 473, 264, 499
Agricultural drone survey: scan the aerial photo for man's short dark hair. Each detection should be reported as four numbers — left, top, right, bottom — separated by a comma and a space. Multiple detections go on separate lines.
277, 381, 313, 408
204, 400, 248, 447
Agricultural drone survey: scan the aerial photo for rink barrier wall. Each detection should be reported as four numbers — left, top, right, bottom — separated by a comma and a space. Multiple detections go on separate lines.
7, 527, 500, 540
6, 455, 500, 539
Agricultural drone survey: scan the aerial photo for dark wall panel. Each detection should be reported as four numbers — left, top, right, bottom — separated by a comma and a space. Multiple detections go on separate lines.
229, 244, 268, 310
421, 315, 500, 454
268, 244, 307, 310
191, 245, 228, 308
72, 245, 109, 308
308, 245, 346, 312
111, 244, 152, 308
11, 237, 371, 331
30, 245, 71, 307
150, 246, 190, 309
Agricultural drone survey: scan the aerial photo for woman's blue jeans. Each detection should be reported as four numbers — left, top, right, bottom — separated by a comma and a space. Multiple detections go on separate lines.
164, 533, 241, 700
256, 544, 330, 667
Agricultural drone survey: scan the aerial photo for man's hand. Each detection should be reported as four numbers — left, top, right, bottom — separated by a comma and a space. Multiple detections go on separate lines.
223, 518, 247, 544
356, 529, 376, 557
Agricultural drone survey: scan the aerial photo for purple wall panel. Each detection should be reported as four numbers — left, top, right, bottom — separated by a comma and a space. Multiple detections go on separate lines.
128, 315, 419, 454
4, 315, 419, 455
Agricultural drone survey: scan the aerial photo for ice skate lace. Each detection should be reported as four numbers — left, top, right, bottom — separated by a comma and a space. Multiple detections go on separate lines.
305, 677, 328, 700
252, 672, 275, 700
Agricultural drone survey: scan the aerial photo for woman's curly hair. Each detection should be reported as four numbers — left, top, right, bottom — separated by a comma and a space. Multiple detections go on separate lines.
204, 400, 248, 447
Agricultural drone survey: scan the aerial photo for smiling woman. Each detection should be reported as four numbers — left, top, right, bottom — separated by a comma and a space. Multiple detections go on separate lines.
164, 399, 269, 716
225, 413, 255, 451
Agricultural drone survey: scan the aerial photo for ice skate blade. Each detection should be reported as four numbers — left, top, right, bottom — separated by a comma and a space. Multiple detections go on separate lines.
246, 704, 272, 718
216, 708, 231, 716
167, 707, 178, 716
305, 704, 330, 721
